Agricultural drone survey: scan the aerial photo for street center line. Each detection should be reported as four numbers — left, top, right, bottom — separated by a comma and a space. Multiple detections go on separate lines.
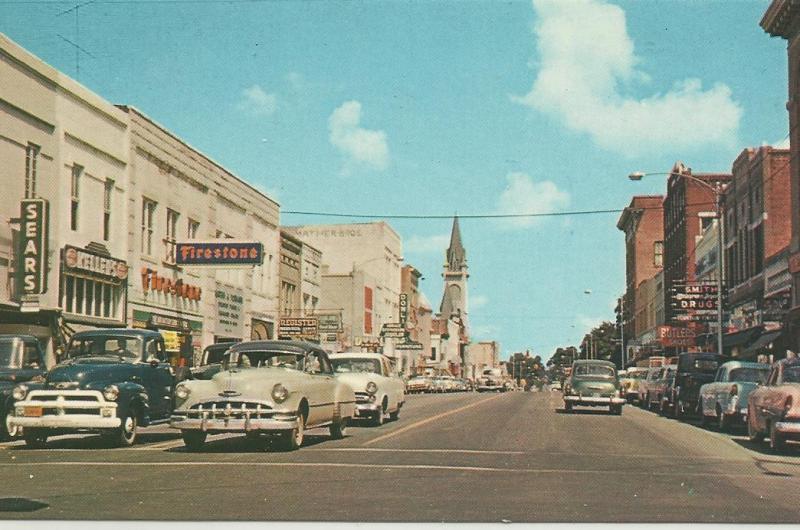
0, 460, 763, 478
362, 394, 503, 446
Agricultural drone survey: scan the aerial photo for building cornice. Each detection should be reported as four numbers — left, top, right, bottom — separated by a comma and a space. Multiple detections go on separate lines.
762, 0, 800, 38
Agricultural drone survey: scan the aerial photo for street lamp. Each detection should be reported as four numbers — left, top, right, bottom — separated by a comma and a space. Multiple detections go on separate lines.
628, 170, 726, 357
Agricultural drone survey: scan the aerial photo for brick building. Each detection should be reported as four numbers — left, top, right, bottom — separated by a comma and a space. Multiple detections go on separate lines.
723, 147, 791, 356
616, 195, 664, 350
762, 2, 800, 352
662, 162, 731, 324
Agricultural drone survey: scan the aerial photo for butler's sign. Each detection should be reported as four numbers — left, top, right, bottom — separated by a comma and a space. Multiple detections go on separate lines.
18, 199, 49, 295
176, 241, 264, 266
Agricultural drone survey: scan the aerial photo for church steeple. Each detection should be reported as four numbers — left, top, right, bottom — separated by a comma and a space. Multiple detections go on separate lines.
445, 216, 466, 272
439, 216, 469, 326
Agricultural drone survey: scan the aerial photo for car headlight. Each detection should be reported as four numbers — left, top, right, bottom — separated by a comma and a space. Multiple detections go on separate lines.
175, 383, 190, 400
103, 384, 120, 401
366, 382, 378, 395
12, 384, 28, 401
272, 383, 289, 403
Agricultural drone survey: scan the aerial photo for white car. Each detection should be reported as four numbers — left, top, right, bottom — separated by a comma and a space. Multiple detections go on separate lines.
170, 341, 355, 451
329, 352, 405, 426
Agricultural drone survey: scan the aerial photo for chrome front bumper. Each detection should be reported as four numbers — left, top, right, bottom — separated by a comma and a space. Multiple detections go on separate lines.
170, 414, 297, 433
564, 395, 625, 405
354, 403, 381, 416
10, 390, 120, 430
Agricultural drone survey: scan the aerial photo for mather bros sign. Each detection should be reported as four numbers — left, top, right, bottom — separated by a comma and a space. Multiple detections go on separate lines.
18, 199, 48, 295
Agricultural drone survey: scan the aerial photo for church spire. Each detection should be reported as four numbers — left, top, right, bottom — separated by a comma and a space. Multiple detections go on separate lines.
446, 216, 466, 272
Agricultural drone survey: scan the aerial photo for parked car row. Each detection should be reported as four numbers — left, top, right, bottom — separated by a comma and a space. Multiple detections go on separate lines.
2, 330, 407, 452
630, 352, 800, 453
405, 375, 474, 393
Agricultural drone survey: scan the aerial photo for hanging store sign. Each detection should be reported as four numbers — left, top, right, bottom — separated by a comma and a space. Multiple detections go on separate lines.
18, 199, 49, 295
63, 245, 128, 282
657, 325, 696, 348
176, 241, 264, 266
399, 294, 409, 325
278, 317, 318, 339
317, 314, 341, 332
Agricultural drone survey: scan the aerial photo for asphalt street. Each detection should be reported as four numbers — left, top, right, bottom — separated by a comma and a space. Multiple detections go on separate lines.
1, 390, 800, 522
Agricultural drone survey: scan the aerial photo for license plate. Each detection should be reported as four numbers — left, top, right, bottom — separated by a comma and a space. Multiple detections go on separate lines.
24, 406, 43, 417
593, 393, 600, 398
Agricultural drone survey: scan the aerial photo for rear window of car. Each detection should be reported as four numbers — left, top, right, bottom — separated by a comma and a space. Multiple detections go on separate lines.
694, 360, 719, 371
573, 364, 615, 378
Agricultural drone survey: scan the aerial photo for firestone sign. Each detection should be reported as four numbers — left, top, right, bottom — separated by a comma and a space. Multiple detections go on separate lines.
18, 199, 48, 295
176, 241, 264, 266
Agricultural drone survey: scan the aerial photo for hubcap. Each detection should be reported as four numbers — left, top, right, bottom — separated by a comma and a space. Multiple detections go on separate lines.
295, 418, 304, 445
124, 417, 135, 435
5, 415, 18, 437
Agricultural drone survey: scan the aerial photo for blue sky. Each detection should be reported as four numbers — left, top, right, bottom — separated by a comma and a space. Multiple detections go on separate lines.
2, 0, 789, 359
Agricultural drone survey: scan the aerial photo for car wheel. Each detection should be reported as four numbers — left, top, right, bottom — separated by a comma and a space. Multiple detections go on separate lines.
698, 409, 709, 428
389, 408, 400, 421
610, 404, 622, 415
279, 413, 306, 451
22, 429, 48, 449
747, 410, 765, 443
329, 416, 348, 439
770, 421, 788, 453
674, 400, 685, 420
181, 430, 207, 451
111, 409, 138, 447
564, 401, 572, 413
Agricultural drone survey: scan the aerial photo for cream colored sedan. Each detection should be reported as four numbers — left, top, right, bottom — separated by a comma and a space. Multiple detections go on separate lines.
329, 352, 406, 426
170, 341, 355, 451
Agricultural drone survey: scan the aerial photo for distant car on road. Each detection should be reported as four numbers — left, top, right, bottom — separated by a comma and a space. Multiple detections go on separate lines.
699, 360, 769, 431
619, 367, 648, 404
638, 367, 663, 407
406, 376, 432, 394
644, 366, 675, 412
477, 368, 506, 392
562, 360, 625, 414
330, 352, 404, 425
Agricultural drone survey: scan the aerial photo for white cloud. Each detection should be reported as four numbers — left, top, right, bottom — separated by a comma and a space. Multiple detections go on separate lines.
404, 234, 451, 255
513, 0, 741, 156
329, 101, 390, 171
471, 295, 489, 310
770, 136, 790, 149
238, 85, 277, 116
577, 315, 604, 332
496, 172, 570, 228
472, 324, 499, 339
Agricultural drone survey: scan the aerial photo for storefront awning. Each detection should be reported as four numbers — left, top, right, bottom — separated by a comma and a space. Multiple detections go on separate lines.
723, 327, 763, 349
741, 330, 782, 358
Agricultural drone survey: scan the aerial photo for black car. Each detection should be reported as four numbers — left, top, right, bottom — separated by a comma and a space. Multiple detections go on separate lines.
9, 329, 175, 448
673, 352, 724, 419
0, 335, 47, 440
190, 342, 238, 380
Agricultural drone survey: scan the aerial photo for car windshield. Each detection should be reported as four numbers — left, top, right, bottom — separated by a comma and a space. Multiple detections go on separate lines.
783, 366, 800, 383
0, 339, 23, 368
230, 350, 306, 370
573, 364, 615, 378
66, 336, 142, 360
730, 367, 769, 384
332, 358, 381, 374
626, 371, 647, 379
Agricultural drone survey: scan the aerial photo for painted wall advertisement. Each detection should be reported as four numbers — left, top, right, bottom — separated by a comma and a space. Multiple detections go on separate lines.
214, 284, 245, 337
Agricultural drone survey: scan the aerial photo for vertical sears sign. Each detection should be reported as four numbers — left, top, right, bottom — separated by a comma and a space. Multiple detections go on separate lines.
18, 199, 49, 295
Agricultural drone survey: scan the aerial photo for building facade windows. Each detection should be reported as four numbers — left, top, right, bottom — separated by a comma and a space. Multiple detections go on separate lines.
25, 143, 39, 199
187, 218, 199, 240
103, 179, 113, 241
70, 164, 82, 231
62, 274, 123, 320
164, 208, 179, 264
654, 241, 663, 268
141, 198, 157, 256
